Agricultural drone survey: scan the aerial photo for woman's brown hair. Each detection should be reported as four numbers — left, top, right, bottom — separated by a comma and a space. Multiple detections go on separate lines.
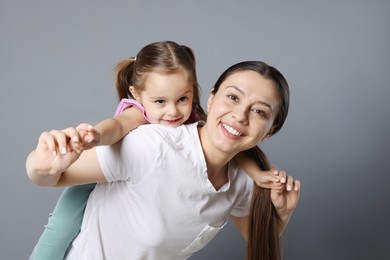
114, 41, 206, 121
212, 61, 290, 260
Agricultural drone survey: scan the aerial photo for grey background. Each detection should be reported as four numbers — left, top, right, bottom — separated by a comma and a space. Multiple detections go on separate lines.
1, 0, 389, 259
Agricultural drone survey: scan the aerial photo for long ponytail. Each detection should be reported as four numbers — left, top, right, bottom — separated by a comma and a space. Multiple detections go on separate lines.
243, 146, 281, 260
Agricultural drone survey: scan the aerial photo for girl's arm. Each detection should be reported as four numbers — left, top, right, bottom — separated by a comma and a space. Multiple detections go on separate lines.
26, 128, 106, 187
78, 106, 147, 149
235, 152, 280, 189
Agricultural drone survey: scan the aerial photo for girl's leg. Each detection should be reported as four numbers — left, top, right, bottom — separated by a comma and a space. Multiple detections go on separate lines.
31, 183, 96, 260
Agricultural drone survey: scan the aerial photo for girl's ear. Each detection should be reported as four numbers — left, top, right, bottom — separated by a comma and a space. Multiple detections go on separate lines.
129, 86, 141, 102
207, 88, 215, 113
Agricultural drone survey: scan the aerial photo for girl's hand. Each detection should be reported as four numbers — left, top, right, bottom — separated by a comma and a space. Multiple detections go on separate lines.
252, 167, 281, 189
75, 123, 101, 150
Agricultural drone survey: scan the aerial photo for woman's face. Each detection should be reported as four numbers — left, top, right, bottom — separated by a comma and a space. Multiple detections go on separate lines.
204, 70, 280, 155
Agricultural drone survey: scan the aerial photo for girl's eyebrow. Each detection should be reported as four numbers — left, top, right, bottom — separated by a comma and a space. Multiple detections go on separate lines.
226, 85, 273, 111
148, 95, 166, 100
180, 89, 193, 96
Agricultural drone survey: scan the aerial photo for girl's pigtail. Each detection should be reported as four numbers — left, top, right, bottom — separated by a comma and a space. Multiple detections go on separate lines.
115, 58, 136, 101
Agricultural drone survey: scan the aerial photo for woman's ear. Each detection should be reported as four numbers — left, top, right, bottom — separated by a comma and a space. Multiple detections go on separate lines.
129, 86, 141, 102
262, 129, 274, 141
207, 88, 215, 113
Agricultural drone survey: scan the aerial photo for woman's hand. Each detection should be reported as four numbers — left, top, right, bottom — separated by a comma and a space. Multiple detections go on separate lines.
269, 171, 301, 235
26, 128, 84, 186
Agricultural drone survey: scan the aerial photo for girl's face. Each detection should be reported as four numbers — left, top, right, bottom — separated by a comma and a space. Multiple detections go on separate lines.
204, 70, 280, 155
131, 70, 194, 127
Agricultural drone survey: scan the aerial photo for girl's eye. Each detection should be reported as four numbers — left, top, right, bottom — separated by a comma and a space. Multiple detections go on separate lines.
155, 100, 165, 104
178, 96, 189, 102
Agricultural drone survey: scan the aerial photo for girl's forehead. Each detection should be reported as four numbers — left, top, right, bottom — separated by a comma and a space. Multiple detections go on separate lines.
144, 69, 190, 83
141, 71, 193, 95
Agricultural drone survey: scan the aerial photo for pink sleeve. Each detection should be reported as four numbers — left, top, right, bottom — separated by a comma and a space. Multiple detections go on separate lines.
114, 99, 151, 123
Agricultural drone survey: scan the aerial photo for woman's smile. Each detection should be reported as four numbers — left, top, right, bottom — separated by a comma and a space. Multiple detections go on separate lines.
221, 122, 243, 138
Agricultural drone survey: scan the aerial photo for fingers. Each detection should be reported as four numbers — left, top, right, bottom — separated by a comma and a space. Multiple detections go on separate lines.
253, 168, 280, 189
76, 123, 94, 131
271, 171, 301, 194
271, 176, 301, 213
293, 179, 301, 192
263, 170, 280, 182
36, 123, 97, 160
264, 168, 286, 192
76, 123, 95, 144
38, 131, 59, 156
63, 127, 87, 153
38, 128, 83, 156
52, 129, 71, 155
286, 175, 293, 191
269, 168, 287, 183
285, 176, 301, 192
286, 178, 301, 210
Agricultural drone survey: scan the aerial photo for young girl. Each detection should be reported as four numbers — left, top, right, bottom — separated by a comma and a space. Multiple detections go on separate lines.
30, 42, 283, 260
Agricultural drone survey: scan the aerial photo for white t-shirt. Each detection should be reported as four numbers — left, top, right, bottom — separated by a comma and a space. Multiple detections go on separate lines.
65, 122, 253, 260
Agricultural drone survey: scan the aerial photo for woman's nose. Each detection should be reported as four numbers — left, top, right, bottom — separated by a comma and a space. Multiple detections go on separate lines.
232, 107, 249, 124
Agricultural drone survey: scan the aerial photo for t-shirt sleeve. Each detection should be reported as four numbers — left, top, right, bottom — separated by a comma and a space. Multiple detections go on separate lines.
230, 169, 254, 217
96, 125, 164, 183
96, 142, 127, 182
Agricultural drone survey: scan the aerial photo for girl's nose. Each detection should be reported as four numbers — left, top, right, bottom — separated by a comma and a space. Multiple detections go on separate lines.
167, 104, 179, 116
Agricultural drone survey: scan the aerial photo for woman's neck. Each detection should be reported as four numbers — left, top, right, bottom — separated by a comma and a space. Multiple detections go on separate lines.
197, 125, 235, 190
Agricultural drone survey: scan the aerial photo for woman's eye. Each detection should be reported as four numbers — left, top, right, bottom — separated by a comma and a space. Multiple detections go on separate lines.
227, 95, 238, 101
253, 109, 267, 118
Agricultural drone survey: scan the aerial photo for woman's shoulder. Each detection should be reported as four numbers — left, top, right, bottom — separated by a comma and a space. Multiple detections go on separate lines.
121, 122, 200, 148
136, 122, 199, 138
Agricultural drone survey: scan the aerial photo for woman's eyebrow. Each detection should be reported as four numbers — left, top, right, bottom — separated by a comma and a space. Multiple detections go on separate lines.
226, 85, 273, 111
226, 85, 245, 95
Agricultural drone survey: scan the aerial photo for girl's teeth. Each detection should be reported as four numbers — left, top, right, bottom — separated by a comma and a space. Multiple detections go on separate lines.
223, 124, 242, 136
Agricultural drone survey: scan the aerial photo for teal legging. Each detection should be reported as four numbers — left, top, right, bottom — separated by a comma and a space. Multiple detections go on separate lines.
30, 183, 96, 260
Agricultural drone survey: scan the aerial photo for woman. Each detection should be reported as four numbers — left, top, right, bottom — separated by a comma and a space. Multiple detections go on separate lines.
26, 61, 300, 260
